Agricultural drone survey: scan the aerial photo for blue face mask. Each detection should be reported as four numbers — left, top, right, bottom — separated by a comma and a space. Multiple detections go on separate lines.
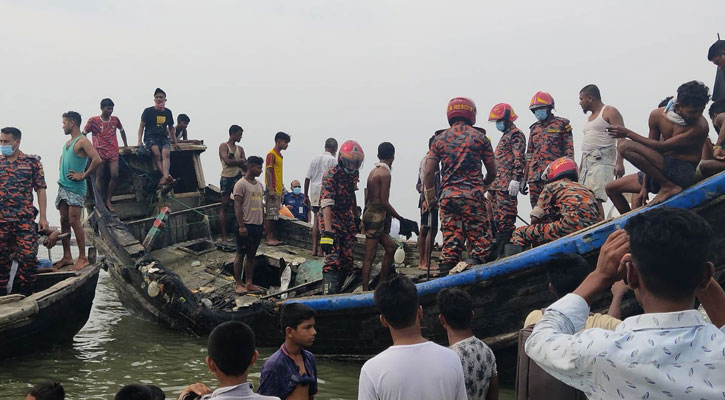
1, 144, 15, 157
292, 187, 302, 195
495, 121, 506, 132
344, 167, 355, 174
534, 108, 549, 121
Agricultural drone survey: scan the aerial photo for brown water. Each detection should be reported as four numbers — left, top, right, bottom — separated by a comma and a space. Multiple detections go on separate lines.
0, 270, 514, 399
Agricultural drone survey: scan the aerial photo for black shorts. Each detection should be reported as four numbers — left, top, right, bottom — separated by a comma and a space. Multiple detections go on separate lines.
220, 174, 242, 196
420, 209, 439, 232
236, 224, 263, 254
637, 156, 697, 194
143, 135, 170, 150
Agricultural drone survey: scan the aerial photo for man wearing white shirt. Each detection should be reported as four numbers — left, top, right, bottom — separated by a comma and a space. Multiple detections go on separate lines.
304, 138, 338, 256
526, 207, 725, 399
358, 275, 467, 400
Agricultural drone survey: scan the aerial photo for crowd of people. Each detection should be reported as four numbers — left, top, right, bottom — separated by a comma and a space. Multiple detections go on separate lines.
8, 39, 725, 400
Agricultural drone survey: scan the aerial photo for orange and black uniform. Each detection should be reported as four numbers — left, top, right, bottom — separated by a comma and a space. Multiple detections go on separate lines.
511, 179, 599, 247
526, 117, 574, 207
0, 152, 46, 294
491, 127, 526, 234
428, 121, 495, 265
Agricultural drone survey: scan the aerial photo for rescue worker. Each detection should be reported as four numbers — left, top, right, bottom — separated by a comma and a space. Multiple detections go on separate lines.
0, 127, 49, 295
522, 91, 575, 207
319, 140, 364, 294
511, 157, 600, 249
487, 103, 526, 258
424, 98, 497, 275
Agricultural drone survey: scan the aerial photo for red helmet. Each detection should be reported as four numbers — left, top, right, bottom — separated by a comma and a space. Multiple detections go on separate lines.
529, 91, 555, 110
447, 97, 477, 125
338, 140, 365, 171
488, 103, 518, 122
544, 157, 578, 182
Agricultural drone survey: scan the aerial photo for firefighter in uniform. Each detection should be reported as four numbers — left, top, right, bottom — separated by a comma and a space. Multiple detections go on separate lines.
511, 157, 601, 248
487, 103, 526, 258
0, 127, 49, 295
522, 91, 575, 208
424, 97, 497, 275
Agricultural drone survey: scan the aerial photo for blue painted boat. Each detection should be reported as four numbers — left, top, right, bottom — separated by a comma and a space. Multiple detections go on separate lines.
255, 170, 725, 379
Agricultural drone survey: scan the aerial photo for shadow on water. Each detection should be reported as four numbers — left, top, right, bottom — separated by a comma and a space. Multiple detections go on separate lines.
0, 270, 513, 399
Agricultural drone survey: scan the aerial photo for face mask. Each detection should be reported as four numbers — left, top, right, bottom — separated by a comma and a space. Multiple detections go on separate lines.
344, 167, 355, 174
534, 108, 549, 121
496, 121, 506, 132
1, 144, 15, 157
292, 187, 302, 194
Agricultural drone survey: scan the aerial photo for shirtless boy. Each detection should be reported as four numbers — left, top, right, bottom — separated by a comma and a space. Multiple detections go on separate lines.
605, 81, 710, 213
361, 142, 417, 291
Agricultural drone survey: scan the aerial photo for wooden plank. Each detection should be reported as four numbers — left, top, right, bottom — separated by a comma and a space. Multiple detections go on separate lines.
193, 154, 206, 189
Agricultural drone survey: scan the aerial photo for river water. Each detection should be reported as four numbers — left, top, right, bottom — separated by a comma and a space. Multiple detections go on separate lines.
0, 270, 514, 399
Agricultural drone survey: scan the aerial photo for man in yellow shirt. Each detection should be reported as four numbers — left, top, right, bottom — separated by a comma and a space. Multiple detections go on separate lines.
265, 132, 290, 246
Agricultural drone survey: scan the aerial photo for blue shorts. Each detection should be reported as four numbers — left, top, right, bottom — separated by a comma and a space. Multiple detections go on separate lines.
220, 174, 242, 196
144, 135, 170, 151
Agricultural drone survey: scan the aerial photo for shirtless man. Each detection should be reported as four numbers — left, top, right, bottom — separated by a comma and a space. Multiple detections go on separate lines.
605, 81, 710, 213
361, 142, 417, 291
700, 100, 725, 178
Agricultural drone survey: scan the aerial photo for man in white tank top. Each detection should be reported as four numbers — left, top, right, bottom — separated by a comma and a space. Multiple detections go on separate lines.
578, 85, 625, 217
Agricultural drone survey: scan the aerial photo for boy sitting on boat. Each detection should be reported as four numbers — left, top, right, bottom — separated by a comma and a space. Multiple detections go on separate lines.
510, 157, 600, 249
259, 304, 318, 400
605, 80, 710, 212
232, 156, 265, 295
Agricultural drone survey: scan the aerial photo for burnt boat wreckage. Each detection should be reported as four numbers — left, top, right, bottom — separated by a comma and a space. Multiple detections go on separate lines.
87, 144, 725, 381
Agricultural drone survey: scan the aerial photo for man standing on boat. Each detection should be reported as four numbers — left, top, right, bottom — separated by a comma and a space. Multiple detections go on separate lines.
137, 88, 177, 186
232, 156, 265, 295
83, 98, 128, 212
522, 91, 575, 207
55, 112, 102, 271
487, 103, 526, 259
265, 131, 291, 246
605, 81, 710, 212
218, 124, 246, 243
361, 142, 417, 291
578, 85, 625, 218
423, 97, 496, 275
0, 127, 49, 295
319, 140, 364, 294
511, 157, 600, 249
305, 138, 338, 256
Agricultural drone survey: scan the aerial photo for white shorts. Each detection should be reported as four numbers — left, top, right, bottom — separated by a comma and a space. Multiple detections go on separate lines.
309, 187, 321, 208
580, 147, 617, 202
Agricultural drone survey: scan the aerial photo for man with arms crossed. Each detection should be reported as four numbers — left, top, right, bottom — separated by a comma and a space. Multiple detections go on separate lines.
219, 124, 246, 243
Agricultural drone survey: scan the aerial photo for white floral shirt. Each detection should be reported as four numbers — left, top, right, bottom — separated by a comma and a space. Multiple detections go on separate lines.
450, 336, 497, 400
525, 294, 725, 399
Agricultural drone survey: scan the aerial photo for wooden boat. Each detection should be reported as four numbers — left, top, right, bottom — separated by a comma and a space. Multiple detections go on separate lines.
0, 263, 102, 358
89, 144, 725, 381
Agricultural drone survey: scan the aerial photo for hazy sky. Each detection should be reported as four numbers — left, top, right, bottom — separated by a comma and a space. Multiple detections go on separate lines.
1, 0, 723, 226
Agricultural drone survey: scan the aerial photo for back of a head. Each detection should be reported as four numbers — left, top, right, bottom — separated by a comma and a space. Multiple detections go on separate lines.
275, 131, 291, 143
28, 382, 65, 400
658, 96, 674, 108
709, 99, 725, 118
208, 321, 256, 376
707, 39, 725, 61
579, 84, 601, 101
281, 303, 316, 331
544, 253, 590, 297
436, 288, 473, 330
324, 138, 338, 152
374, 274, 419, 329
115, 384, 153, 400
625, 207, 712, 300
377, 142, 395, 160
676, 81, 710, 109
